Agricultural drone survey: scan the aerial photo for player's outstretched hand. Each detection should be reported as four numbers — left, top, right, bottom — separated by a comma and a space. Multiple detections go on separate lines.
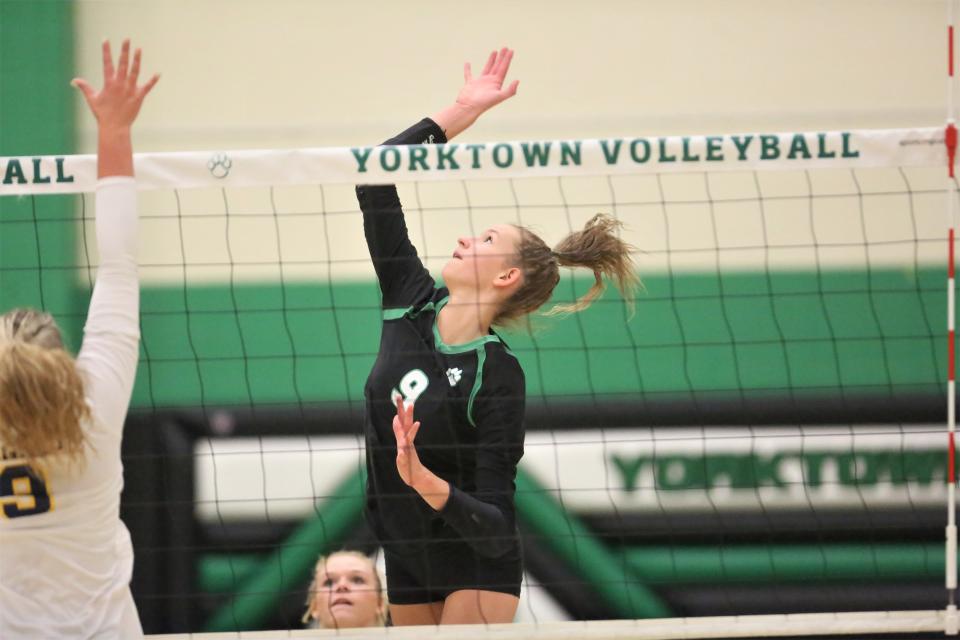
455, 47, 519, 115
72, 39, 159, 130
433, 47, 518, 140
393, 396, 425, 488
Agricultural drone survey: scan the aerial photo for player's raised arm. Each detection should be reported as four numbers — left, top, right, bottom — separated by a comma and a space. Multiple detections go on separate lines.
355, 118, 441, 310
74, 39, 159, 433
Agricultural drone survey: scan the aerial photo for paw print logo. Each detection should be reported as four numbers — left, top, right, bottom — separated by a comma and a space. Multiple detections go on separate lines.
445, 367, 463, 387
207, 153, 232, 179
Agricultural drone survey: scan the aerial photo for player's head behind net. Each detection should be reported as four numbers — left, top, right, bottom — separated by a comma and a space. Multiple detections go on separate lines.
0, 308, 89, 467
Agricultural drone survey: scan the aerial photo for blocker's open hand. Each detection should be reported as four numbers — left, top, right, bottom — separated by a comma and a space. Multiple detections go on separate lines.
72, 39, 159, 129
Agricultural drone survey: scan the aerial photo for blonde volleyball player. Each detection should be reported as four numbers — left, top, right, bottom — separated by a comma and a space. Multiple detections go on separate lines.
0, 40, 158, 638
357, 48, 638, 625
303, 551, 388, 628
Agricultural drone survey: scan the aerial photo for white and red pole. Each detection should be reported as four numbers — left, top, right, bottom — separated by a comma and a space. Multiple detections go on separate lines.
946, 2, 958, 635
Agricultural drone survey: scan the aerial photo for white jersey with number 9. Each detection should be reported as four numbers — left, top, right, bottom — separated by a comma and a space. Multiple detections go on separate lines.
0, 180, 143, 639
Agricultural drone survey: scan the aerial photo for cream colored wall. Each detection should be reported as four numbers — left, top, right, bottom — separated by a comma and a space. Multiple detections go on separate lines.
72, 0, 947, 283
74, 0, 944, 152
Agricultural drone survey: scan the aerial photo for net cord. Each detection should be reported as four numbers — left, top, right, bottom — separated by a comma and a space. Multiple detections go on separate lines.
143, 610, 946, 640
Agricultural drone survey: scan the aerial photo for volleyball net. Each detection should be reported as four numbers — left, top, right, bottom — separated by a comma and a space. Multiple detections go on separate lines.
0, 126, 954, 637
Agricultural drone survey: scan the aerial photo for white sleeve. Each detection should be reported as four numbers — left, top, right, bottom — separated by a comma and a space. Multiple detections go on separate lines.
76, 177, 140, 438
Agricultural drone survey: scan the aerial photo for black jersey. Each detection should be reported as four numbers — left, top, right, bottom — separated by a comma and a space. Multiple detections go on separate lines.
357, 119, 525, 560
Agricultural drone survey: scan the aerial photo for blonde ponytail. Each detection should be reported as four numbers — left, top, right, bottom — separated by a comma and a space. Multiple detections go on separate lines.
547, 213, 639, 316
495, 214, 639, 326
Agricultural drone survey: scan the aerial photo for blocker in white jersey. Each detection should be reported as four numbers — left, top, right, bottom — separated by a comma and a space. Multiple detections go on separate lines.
0, 39, 158, 639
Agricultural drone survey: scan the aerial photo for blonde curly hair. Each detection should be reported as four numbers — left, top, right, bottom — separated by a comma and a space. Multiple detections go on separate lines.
0, 309, 89, 467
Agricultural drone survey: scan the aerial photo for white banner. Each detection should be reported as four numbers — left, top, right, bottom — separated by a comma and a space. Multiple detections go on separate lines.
195, 425, 947, 522
523, 425, 946, 514
0, 126, 945, 196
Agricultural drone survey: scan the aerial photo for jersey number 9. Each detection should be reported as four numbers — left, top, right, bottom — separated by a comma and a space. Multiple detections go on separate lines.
390, 368, 429, 407
1, 464, 52, 518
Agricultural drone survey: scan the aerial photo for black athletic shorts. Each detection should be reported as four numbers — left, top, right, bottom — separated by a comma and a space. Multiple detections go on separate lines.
383, 537, 522, 604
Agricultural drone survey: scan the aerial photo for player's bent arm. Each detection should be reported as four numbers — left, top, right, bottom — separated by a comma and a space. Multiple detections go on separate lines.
416, 357, 526, 559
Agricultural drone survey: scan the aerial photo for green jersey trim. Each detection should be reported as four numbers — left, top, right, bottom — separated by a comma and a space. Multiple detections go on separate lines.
431, 297, 501, 354
383, 296, 502, 428
382, 299, 441, 321
382, 307, 408, 321
466, 345, 487, 428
